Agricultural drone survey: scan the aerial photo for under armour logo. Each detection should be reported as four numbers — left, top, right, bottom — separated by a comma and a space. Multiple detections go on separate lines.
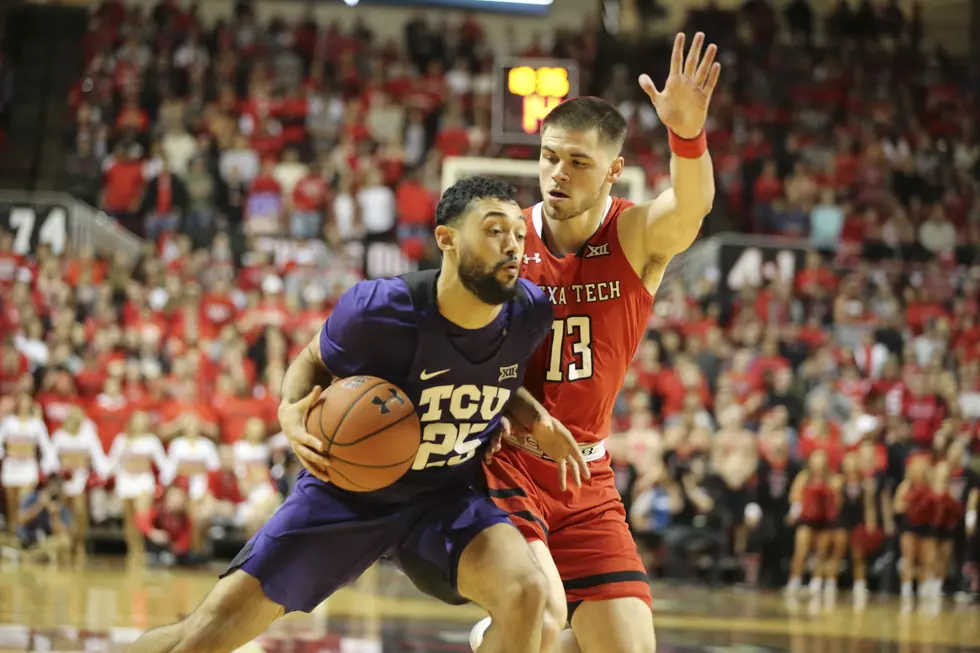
523, 253, 541, 264
372, 388, 406, 414
585, 243, 610, 258
498, 364, 519, 382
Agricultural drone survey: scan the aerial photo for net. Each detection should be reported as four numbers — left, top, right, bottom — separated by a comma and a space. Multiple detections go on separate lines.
441, 157, 648, 205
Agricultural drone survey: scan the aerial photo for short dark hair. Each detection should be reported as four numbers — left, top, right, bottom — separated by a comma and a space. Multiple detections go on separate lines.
435, 175, 519, 227
541, 96, 628, 152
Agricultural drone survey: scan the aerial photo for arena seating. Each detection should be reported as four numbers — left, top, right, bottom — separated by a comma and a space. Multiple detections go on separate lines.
0, 0, 978, 603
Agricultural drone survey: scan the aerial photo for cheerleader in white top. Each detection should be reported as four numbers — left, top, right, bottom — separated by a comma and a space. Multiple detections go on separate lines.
106, 410, 170, 560
231, 418, 282, 535
167, 414, 220, 552
50, 406, 109, 550
0, 394, 58, 532
168, 414, 220, 500
233, 418, 272, 485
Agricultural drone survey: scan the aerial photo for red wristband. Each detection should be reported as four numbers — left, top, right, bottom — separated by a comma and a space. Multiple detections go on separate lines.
668, 129, 708, 159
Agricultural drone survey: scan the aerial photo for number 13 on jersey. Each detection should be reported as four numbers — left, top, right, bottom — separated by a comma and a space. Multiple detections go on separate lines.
545, 316, 594, 382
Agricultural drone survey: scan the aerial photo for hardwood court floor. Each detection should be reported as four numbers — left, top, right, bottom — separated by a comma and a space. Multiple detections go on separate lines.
1, 560, 979, 652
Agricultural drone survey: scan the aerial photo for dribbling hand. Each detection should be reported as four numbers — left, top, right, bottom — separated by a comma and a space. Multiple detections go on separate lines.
484, 416, 511, 465
279, 385, 332, 483
639, 32, 722, 140
524, 416, 591, 492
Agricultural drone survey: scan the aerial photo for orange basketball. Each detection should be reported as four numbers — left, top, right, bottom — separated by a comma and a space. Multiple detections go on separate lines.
305, 376, 420, 492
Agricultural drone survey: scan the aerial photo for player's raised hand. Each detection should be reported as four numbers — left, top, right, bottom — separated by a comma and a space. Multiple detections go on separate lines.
639, 32, 721, 140
278, 385, 332, 483
526, 416, 591, 492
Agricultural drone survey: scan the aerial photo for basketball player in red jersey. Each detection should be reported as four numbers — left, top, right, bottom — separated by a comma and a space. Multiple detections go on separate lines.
473, 32, 721, 653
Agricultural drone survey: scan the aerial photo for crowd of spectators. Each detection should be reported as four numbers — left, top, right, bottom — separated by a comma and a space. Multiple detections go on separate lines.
602, 1, 980, 607
0, 0, 979, 610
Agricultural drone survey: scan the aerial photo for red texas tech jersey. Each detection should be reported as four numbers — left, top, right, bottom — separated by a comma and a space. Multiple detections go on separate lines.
520, 196, 654, 445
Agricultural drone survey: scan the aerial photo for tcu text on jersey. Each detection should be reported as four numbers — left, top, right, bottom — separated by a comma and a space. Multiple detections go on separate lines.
412, 384, 512, 470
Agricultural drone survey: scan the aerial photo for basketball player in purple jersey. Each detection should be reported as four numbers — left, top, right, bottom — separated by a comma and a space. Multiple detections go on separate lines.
126, 176, 587, 653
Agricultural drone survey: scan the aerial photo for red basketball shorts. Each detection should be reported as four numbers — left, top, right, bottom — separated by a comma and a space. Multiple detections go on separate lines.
483, 445, 652, 611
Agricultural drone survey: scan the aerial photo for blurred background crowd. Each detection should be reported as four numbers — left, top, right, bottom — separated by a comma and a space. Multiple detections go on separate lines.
0, 0, 979, 614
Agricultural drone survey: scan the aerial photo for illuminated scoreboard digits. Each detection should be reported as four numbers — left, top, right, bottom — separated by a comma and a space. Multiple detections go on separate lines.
508, 66, 569, 134
492, 58, 579, 145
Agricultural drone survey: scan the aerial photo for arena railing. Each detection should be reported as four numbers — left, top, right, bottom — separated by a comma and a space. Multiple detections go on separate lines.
0, 189, 143, 264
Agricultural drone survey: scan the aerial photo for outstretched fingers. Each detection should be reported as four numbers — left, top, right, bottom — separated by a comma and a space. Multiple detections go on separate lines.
704, 61, 722, 98
684, 32, 705, 78
695, 42, 718, 87
670, 32, 685, 77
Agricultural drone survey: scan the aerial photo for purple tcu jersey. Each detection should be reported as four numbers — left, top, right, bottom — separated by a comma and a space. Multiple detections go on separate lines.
318, 269, 553, 503
221, 270, 552, 612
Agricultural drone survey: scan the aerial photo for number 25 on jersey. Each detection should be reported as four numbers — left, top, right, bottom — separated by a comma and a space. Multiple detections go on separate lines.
545, 317, 594, 382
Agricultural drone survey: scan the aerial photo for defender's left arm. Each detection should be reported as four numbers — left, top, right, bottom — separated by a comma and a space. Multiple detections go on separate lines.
638, 139, 715, 259
620, 32, 721, 290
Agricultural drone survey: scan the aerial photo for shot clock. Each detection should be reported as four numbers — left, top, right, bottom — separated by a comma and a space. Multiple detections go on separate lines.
491, 58, 580, 144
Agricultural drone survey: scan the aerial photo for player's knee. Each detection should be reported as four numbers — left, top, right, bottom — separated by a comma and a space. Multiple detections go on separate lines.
639, 626, 657, 653
517, 570, 550, 614
629, 633, 656, 653
539, 598, 566, 653
496, 568, 549, 623
608, 606, 657, 653
617, 624, 657, 653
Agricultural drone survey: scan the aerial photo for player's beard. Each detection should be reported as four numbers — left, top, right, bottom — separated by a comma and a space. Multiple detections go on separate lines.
457, 247, 519, 306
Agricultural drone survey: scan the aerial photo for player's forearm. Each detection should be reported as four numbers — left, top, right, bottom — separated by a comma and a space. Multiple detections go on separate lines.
641, 151, 715, 260
505, 387, 550, 430
280, 343, 336, 407
665, 152, 715, 244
